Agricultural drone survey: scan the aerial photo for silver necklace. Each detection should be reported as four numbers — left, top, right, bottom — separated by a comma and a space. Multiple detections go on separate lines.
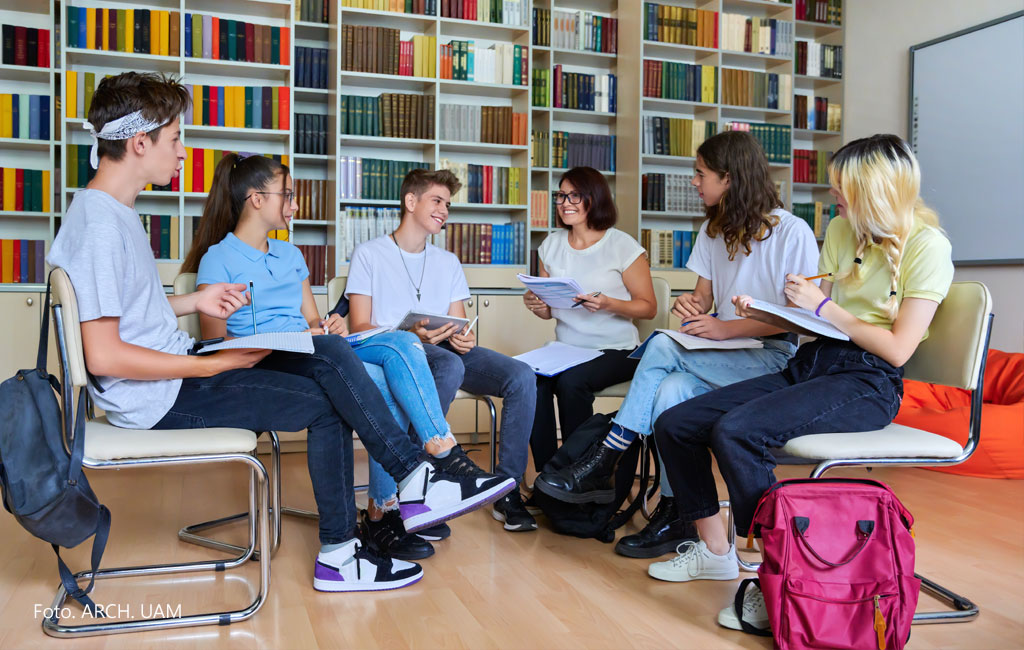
391, 233, 426, 301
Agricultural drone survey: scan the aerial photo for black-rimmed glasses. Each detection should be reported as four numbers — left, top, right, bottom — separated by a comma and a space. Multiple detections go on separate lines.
553, 191, 583, 205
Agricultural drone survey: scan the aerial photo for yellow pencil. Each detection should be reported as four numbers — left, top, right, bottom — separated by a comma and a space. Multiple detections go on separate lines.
803, 272, 834, 281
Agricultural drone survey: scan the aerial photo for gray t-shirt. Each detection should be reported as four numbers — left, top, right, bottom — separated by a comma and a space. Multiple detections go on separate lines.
47, 189, 193, 428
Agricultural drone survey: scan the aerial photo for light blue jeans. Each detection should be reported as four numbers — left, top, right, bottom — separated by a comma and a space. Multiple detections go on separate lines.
350, 331, 455, 506
613, 333, 796, 496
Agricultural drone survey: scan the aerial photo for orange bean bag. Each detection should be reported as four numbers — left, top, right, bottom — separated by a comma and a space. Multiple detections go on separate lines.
894, 350, 1024, 479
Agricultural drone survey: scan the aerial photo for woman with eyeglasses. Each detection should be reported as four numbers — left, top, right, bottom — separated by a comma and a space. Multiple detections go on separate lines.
523, 166, 657, 472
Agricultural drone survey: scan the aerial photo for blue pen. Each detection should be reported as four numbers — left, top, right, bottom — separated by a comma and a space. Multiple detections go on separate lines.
249, 281, 257, 335
682, 312, 718, 326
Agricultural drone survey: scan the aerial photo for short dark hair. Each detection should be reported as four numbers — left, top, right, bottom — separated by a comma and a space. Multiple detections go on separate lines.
87, 72, 191, 163
556, 167, 617, 231
399, 168, 463, 218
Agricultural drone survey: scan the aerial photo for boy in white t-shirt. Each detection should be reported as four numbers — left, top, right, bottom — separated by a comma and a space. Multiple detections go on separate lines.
346, 169, 539, 533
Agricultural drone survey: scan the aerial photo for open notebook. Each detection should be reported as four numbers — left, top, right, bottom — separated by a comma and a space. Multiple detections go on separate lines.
197, 331, 315, 354
746, 299, 850, 340
629, 329, 764, 359
514, 342, 604, 377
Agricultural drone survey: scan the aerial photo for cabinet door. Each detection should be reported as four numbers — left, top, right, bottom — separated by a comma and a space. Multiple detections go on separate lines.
476, 294, 555, 357
0, 293, 42, 378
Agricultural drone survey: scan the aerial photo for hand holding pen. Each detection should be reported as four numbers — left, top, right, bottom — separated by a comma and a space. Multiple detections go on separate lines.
318, 313, 349, 336
571, 291, 603, 312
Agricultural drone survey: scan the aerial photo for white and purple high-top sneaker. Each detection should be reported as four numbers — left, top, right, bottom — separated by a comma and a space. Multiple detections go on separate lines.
398, 448, 516, 533
313, 539, 423, 592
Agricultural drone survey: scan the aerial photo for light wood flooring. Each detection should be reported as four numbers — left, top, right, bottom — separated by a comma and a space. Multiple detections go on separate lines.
1, 446, 1022, 649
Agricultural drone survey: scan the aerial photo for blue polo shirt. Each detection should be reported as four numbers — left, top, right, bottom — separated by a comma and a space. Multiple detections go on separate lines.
196, 232, 310, 337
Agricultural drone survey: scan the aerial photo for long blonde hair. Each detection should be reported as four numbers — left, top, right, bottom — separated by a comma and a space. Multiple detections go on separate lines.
828, 134, 941, 320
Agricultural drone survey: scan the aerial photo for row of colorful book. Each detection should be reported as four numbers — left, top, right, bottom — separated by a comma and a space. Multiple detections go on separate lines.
296, 47, 329, 89
545, 10, 618, 54
2, 25, 51, 67
720, 69, 792, 111
531, 129, 550, 168
338, 157, 424, 202
296, 113, 329, 155
340, 0, 435, 15
140, 214, 180, 260
183, 85, 290, 130
641, 173, 704, 214
297, 244, 335, 287
64, 71, 104, 120
440, 41, 527, 85
440, 0, 529, 27
445, 222, 525, 265
531, 8, 551, 47
340, 94, 436, 140
0, 94, 51, 140
723, 121, 792, 164
792, 202, 837, 238
795, 0, 843, 26
641, 229, 697, 270
642, 117, 717, 159
643, 61, 718, 104
720, 15, 793, 57
550, 67, 617, 113
342, 27, 436, 78
438, 161, 525, 205
0, 240, 46, 284
643, 4, 718, 48
793, 149, 833, 184
341, 207, 445, 261
65, 7, 179, 56
795, 41, 843, 78
184, 14, 290, 65
794, 95, 841, 131
294, 178, 332, 221
551, 132, 616, 172
183, 150, 289, 194
1, 168, 52, 213
529, 190, 550, 228
438, 105, 528, 146
296, 0, 331, 23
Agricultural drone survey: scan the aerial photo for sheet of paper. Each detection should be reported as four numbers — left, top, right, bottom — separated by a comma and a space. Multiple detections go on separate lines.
514, 341, 604, 377
198, 331, 315, 354
517, 273, 586, 309
747, 299, 850, 341
628, 329, 764, 359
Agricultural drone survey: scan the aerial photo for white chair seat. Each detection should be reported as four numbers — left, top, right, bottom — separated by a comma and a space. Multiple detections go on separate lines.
455, 389, 479, 400
85, 416, 258, 461
595, 382, 631, 399
781, 423, 965, 460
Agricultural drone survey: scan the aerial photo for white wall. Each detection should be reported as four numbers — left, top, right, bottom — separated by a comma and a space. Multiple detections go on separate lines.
845, 0, 1024, 352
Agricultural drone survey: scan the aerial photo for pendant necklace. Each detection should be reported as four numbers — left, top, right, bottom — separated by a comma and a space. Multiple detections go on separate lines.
391, 233, 426, 301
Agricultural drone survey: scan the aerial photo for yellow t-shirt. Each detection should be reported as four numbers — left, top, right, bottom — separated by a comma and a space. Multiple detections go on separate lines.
819, 217, 953, 339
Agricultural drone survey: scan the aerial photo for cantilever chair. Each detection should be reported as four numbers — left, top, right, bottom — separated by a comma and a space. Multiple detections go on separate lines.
727, 281, 993, 625
43, 269, 271, 637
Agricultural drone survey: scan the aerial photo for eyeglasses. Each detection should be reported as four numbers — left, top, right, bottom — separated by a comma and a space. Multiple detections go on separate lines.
553, 191, 583, 205
247, 190, 295, 202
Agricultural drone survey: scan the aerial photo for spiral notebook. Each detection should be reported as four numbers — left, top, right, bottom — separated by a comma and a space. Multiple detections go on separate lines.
196, 331, 315, 354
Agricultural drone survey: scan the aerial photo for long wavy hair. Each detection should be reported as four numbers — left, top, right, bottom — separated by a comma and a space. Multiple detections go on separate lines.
697, 130, 782, 260
181, 153, 289, 273
828, 134, 942, 321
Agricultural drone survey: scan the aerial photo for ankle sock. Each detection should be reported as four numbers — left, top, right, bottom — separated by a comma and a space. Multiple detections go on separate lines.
603, 423, 637, 451
433, 447, 452, 459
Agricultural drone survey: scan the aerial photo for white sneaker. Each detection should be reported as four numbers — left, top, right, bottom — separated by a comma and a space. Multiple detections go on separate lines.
718, 581, 770, 631
313, 539, 423, 592
398, 453, 516, 533
647, 540, 740, 582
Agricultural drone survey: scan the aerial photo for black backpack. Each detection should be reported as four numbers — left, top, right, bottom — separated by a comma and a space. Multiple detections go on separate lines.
533, 412, 657, 542
0, 280, 110, 611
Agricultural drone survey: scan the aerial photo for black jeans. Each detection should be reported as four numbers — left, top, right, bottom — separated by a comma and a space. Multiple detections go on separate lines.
153, 336, 424, 545
654, 339, 903, 536
530, 348, 640, 471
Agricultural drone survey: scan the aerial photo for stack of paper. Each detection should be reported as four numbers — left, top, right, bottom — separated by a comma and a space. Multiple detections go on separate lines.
198, 331, 315, 354
514, 342, 604, 376
517, 273, 586, 309
629, 330, 764, 359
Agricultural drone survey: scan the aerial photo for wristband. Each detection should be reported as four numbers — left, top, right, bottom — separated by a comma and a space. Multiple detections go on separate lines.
815, 297, 832, 317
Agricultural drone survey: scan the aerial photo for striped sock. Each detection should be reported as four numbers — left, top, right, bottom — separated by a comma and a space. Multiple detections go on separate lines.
603, 423, 636, 451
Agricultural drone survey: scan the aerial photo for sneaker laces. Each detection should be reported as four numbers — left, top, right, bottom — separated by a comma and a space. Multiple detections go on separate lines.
434, 446, 489, 478
742, 586, 766, 616
668, 540, 706, 576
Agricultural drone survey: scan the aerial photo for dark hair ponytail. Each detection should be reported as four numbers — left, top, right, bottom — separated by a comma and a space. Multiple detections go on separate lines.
182, 153, 289, 273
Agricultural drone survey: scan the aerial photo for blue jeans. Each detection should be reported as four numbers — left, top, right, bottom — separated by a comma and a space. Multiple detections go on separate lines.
355, 331, 454, 505
153, 335, 425, 545
654, 339, 904, 535
614, 334, 795, 496
423, 342, 536, 483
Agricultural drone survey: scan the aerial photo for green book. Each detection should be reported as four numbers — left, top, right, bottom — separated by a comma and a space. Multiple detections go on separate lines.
160, 216, 170, 258
227, 20, 237, 61
84, 72, 95, 115
116, 9, 126, 52
270, 27, 280, 65
24, 170, 35, 212
192, 14, 201, 57
67, 146, 78, 189
244, 87, 253, 128
353, 96, 363, 136
68, 6, 79, 48
271, 87, 279, 134
340, 95, 348, 134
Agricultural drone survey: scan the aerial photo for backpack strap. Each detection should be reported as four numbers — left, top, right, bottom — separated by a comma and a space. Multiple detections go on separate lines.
606, 436, 654, 532
36, 275, 52, 371
735, 578, 772, 637
52, 505, 110, 614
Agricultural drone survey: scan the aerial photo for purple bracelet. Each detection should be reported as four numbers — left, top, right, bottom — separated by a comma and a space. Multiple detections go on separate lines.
815, 297, 832, 317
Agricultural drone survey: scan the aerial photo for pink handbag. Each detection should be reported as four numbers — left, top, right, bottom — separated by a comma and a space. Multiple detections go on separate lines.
742, 478, 920, 650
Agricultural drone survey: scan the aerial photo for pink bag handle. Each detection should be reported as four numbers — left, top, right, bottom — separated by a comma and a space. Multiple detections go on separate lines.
794, 517, 875, 568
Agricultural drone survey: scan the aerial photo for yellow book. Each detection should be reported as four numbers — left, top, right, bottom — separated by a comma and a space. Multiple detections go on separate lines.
428, 36, 436, 78
101, 9, 110, 50
125, 9, 134, 53
170, 216, 179, 259
0, 95, 12, 137
150, 10, 158, 54
158, 11, 169, 57
1, 240, 13, 282
203, 148, 214, 192
145, 183, 153, 191
184, 147, 193, 192
42, 171, 50, 213
65, 71, 78, 119
412, 35, 424, 77
282, 154, 289, 167
2, 168, 15, 210
86, 9, 96, 50
234, 87, 245, 129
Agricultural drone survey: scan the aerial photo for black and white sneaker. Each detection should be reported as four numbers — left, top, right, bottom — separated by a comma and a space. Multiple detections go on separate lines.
359, 509, 435, 561
398, 447, 516, 533
492, 490, 538, 532
415, 522, 452, 542
313, 539, 423, 592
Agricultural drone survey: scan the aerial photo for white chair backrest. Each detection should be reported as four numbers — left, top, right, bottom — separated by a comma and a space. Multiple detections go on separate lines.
327, 274, 348, 310
174, 273, 201, 339
637, 276, 672, 343
904, 281, 992, 390
50, 268, 89, 389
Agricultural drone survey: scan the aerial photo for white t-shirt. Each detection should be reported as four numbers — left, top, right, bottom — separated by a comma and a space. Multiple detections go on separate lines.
345, 234, 471, 328
686, 209, 819, 320
538, 227, 646, 350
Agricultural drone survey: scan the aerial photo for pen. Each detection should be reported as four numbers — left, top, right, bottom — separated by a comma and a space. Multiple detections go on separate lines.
249, 281, 257, 335
682, 312, 718, 326
571, 291, 601, 308
462, 315, 479, 334
188, 337, 225, 355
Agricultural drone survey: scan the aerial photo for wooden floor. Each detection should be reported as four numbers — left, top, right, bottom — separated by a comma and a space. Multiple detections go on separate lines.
1, 447, 1022, 649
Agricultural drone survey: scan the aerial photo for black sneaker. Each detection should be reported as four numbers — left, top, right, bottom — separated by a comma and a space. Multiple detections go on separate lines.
521, 492, 543, 516
359, 509, 435, 561
535, 442, 622, 504
415, 522, 451, 542
614, 496, 699, 558
492, 490, 538, 532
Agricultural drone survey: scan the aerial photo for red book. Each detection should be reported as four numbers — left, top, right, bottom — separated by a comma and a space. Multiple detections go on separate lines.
280, 27, 289, 65
192, 149, 203, 193
245, 22, 255, 62
38, 29, 49, 67
211, 18, 220, 59
171, 170, 179, 192
13, 26, 26, 65
713, 13, 719, 49
149, 214, 161, 257
12, 239, 20, 283
209, 87, 219, 126
278, 87, 289, 130
14, 169, 24, 211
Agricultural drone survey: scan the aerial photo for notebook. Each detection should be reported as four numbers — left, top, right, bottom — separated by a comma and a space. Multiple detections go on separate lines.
514, 342, 604, 377
196, 331, 315, 354
746, 299, 850, 340
628, 329, 764, 359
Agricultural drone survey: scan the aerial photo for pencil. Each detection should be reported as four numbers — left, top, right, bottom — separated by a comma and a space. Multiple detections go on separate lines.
803, 272, 834, 281
249, 281, 257, 335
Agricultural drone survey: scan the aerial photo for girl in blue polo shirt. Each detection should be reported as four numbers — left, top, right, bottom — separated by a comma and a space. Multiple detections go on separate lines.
182, 153, 493, 560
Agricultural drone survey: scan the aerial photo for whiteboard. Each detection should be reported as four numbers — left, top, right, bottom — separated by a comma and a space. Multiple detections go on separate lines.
909, 12, 1024, 264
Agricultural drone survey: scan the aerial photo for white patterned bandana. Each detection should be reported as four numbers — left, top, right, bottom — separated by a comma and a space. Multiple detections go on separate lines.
83, 110, 170, 169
